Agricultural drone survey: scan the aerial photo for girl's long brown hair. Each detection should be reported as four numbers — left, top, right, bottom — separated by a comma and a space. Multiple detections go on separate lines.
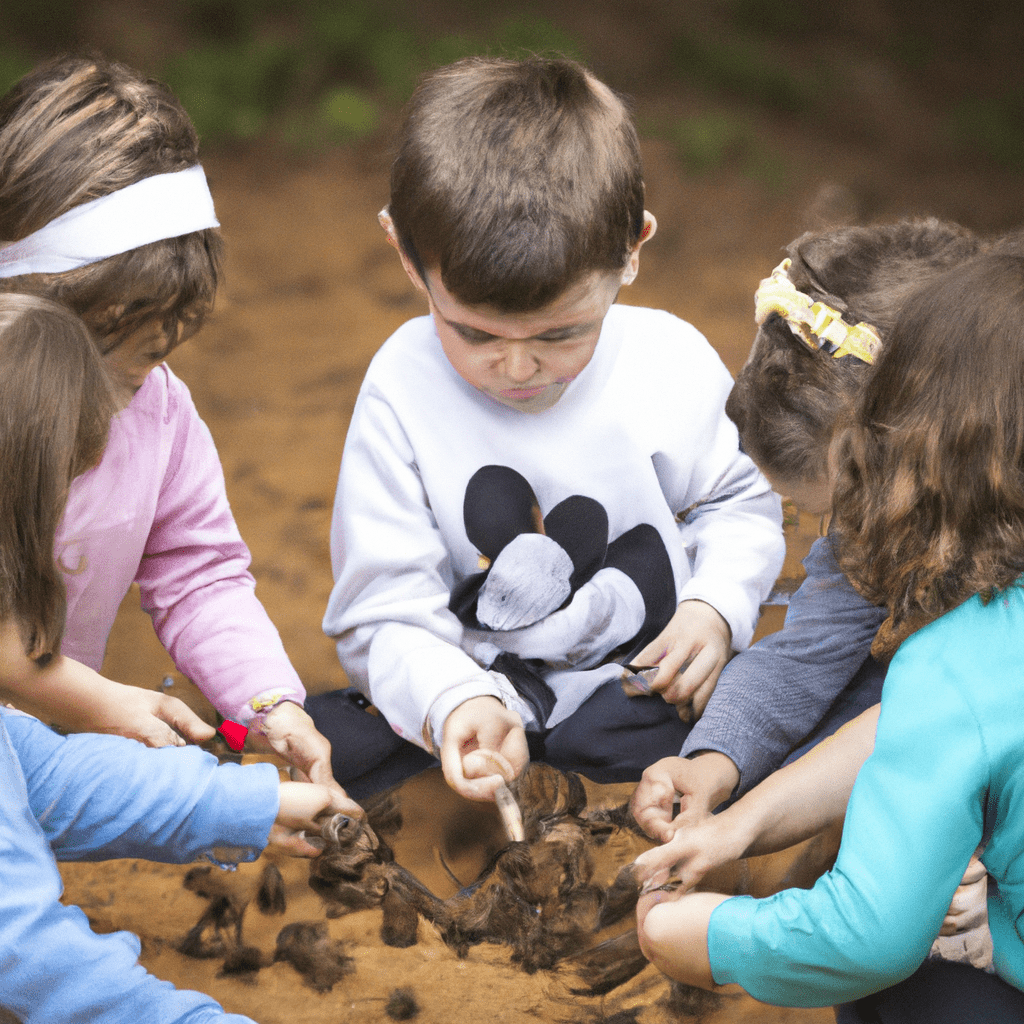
0, 294, 116, 658
831, 254, 1024, 625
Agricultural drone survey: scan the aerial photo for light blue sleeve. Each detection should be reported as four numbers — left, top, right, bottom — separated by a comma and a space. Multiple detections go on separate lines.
705, 628, 986, 1006
0, 714, 260, 1024
3, 709, 279, 864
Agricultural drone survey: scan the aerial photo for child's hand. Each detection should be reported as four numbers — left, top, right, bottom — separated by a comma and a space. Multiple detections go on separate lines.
632, 808, 746, 896
630, 753, 740, 842
630, 601, 732, 719
66, 674, 216, 748
248, 701, 339, 790
440, 696, 528, 802
636, 887, 728, 990
0, 637, 217, 748
270, 780, 364, 858
106, 685, 218, 747
940, 855, 988, 936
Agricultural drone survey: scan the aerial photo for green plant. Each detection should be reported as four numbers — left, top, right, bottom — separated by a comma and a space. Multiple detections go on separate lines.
161, 38, 304, 142
493, 15, 584, 60
426, 32, 486, 70
364, 27, 421, 98
317, 86, 380, 139
671, 32, 817, 113
0, 48, 34, 97
946, 94, 1024, 169
670, 111, 788, 187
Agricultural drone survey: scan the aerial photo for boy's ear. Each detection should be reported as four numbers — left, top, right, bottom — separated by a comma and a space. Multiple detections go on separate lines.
379, 206, 428, 295
620, 211, 657, 286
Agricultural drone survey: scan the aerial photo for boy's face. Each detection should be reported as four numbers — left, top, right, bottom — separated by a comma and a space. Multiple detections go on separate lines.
384, 209, 656, 414
418, 267, 623, 413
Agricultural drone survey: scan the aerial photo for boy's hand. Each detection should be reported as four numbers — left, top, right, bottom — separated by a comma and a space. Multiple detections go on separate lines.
440, 696, 528, 802
271, 780, 364, 858
630, 601, 732, 719
630, 753, 740, 842
249, 701, 340, 791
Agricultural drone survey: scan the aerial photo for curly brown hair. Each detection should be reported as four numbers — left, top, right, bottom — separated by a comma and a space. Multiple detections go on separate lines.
830, 253, 1024, 626
0, 54, 223, 352
726, 218, 981, 484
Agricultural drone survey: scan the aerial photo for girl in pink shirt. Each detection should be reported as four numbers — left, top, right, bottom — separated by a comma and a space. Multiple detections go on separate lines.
0, 54, 340, 791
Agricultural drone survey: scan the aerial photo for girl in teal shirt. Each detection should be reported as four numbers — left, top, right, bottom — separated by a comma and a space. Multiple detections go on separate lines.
633, 252, 1024, 1022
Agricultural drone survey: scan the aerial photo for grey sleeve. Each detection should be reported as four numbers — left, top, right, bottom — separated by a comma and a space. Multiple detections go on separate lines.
681, 534, 888, 793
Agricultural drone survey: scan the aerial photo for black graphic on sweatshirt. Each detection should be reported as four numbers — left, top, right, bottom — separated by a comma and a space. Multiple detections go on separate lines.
449, 465, 676, 720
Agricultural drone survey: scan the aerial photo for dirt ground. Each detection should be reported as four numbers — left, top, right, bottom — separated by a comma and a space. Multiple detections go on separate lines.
54, 50, 1024, 1024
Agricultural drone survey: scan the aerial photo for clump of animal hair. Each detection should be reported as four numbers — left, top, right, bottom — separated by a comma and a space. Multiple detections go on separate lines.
218, 945, 266, 983
667, 980, 725, 1019
385, 987, 421, 1020
178, 895, 241, 959
273, 921, 354, 993
255, 862, 287, 915
308, 764, 653, 973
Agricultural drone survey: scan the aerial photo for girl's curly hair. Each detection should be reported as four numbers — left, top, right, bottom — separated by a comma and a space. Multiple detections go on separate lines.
830, 253, 1024, 625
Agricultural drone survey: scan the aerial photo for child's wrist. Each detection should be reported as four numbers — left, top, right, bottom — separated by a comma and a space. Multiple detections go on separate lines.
240, 689, 303, 735
427, 678, 507, 751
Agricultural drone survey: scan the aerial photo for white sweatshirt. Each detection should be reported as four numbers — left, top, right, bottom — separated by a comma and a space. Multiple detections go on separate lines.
324, 305, 784, 750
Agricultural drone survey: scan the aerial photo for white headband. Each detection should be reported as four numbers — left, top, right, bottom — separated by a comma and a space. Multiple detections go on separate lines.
0, 164, 219, 278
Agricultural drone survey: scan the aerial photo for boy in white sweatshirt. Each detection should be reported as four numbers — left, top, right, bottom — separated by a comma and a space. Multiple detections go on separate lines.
314, 55, 784, 805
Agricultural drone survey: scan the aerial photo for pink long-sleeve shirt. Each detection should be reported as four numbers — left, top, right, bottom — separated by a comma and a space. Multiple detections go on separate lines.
55, 363, 304, 725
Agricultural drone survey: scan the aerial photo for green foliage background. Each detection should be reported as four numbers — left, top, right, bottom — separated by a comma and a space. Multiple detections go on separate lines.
0, 0, 1021, 179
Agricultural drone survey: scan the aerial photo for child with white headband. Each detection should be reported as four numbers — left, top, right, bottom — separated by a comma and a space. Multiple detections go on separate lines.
0, 55, 341, 792
633, 251, 1024, 1023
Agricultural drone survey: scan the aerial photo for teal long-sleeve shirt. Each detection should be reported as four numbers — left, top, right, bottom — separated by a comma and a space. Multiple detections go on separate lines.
707, 582, 1024, 1006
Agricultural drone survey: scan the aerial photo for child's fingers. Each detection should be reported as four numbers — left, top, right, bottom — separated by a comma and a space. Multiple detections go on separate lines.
266, 823, 328, 858
659, 647, 726, 708
630, 777, 679, 841
156, 697, 217, 745
633, 838, 688, 888
689, 668, 724, 719
463, 747, 515, 782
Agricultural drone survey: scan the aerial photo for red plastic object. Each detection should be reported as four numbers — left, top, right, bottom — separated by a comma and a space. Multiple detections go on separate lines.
218, 719, 248, 752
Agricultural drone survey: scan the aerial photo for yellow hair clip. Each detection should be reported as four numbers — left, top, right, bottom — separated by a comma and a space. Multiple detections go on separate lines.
755, 258, 882, 364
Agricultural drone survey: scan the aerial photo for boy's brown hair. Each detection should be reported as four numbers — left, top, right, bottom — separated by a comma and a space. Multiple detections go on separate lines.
388, 56, 645, 312
831, 253, 1024, 628
726, 218, 981, 484
0, 294, 116, 659
0, 54, 222, 352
